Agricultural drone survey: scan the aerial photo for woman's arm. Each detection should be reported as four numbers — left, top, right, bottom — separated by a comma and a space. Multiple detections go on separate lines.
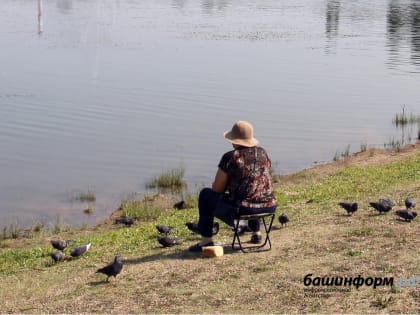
212, 168, 228, 193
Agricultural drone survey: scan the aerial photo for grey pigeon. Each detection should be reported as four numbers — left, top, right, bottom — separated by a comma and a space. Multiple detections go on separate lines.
114, 216, 137, 227
369, 199, 394, 214
51, 239, 74, 251
338, 202, 358, 215
279, 213, 290, 227
395, 209, 418, 222
405, 197, 416, 210
156, 225, 175, 234
157, 235, 181, 247
380, 198, 395, 207
51, 251, 65, 262
96, 255, 123, 281
70, 243, 91, 257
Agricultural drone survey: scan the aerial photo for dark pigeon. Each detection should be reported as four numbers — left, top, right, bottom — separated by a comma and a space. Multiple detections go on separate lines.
51, 251, 65, 262
185, 222, 199, 233
185, 221, 219, 235
395, 209, 418, 222
70, 243, 91, 257
405, 197, 416, 210
369, 199, 394, 214
96, 255, 123, 281
173, 200, 186, 210
156, 225, 175, 234
338, 202, 358, 215
114, 217, 137, 227
51, 239, 74, 251
279, 213, 290, 227
157, 235, 181, 248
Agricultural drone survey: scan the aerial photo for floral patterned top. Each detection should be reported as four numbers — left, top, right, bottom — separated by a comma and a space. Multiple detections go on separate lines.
218, 146, 277, 208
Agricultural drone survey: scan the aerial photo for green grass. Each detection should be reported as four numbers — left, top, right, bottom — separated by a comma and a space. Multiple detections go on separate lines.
283, 154, 420, 205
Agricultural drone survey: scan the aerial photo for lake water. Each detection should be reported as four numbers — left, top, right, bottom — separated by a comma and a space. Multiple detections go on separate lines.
1, 0, 420, 229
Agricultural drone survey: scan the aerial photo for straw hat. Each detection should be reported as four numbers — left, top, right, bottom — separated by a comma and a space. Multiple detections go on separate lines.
223, 121, 259, 147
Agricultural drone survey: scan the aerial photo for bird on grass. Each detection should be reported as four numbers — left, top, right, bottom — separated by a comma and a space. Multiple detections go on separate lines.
96, 256, 123, 282
395, 209, 418, 222
157, 235, 181, 248
70, 243, 91, 258
50, 239, 75, 251
51, 251, 65, 262
114, 216, 137, 227
156, 225, 175, 234
405, 197, 416, 210
173, 200, 186, 210
279, 213, 290, 227
369, 198, 394, 214
185, 221, 219, 235
338, 202, 358, 216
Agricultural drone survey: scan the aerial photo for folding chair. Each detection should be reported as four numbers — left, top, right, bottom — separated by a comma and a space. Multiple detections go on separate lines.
231, 212, 275, 253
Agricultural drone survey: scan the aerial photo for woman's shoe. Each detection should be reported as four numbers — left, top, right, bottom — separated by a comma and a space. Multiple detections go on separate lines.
188, 242, 214, 252
250, 234, 262, 244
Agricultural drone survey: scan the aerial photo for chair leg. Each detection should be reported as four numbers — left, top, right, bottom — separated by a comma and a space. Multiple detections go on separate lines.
231, 219, 243, 250
260, 214, 275, 250
232, 214, 275, 253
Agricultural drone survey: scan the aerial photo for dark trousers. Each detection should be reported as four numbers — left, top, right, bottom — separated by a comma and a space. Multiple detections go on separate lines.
198, 187, 277, 238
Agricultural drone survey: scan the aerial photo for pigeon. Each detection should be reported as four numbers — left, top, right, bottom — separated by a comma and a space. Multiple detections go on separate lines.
50, 239, 74, 251
185, 221, 219, 235
185, 221, 199, 233
96, 255, 123, 281
338, 202, 358, 215
157, 235, 181, 247
70, 243, 91, 257
279, 213, 290, 227
51, 251, 65, 262
114, 216, 137, 227
173, 200, 186, 210
405, 197, 416, 210
380, 198, 395, 207
156, 225, 175, 234
369, 199, 394, 214
395, 209, 418, 222
230, 220, 252, 235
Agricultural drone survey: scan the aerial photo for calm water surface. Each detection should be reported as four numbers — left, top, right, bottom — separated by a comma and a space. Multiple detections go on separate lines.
1, 0, 420, 228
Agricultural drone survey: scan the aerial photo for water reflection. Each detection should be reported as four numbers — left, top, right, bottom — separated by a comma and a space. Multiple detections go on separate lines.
172, 0, 186, 9
38, 0, 43, 34
387, 1, 420, 70
325, 0, 340, 38
201, 0, 229, 14
325, 0, 340, 54
410, 3, 420, 66
56, 0, 73, 14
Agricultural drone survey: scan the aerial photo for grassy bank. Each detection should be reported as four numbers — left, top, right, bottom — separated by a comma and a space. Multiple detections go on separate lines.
0, 144, 419, 313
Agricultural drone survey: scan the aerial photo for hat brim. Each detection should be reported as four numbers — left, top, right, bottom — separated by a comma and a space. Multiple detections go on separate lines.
223, 130, 259, 147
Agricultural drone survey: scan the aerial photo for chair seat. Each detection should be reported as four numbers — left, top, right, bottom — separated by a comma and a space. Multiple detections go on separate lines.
232, 212, 275, 253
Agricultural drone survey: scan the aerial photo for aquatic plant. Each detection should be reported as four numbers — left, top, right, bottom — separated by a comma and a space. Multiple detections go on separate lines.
146, 167, 186, 190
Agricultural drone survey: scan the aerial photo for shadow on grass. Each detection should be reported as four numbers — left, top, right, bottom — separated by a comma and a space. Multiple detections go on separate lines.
123, 244, 248, 265
88, 279, 111, 286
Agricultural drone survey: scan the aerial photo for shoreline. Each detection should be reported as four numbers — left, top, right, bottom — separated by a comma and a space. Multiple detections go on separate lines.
2, 141, 420, 241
